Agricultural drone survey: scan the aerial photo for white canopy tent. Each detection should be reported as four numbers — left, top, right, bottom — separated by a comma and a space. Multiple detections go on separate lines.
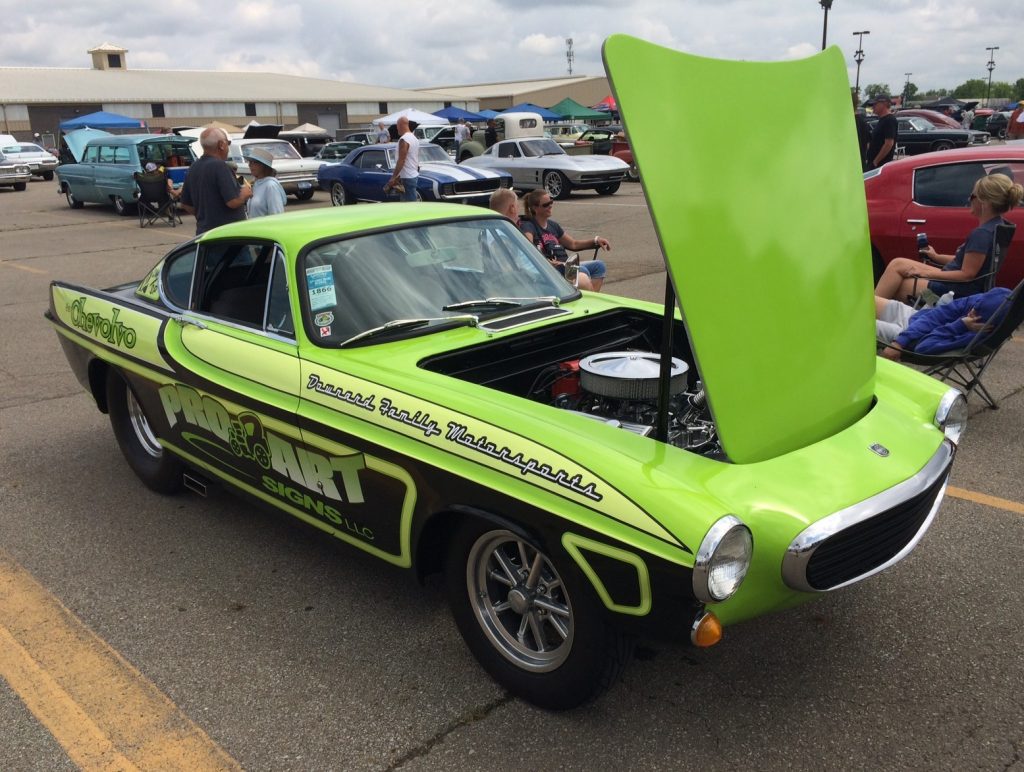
376, 108, 447, 127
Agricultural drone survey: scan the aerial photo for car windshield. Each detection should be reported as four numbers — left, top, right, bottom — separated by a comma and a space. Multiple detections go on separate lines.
18, 144, 48, 154
243, 141, 302, 160
300, 218, 576, 346
520, 139, 564, 157
907, 117, 934, 131
419, 145, 451, 163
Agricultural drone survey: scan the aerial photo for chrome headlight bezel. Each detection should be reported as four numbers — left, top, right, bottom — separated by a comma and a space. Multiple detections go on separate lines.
934, 388, 968, 444
692, 515, 753, 603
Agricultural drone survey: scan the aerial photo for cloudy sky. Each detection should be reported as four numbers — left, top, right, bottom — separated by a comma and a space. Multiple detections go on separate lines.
3, 0, 1021, 94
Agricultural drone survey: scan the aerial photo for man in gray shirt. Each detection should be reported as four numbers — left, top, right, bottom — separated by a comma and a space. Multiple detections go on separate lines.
180, 127, 252, 235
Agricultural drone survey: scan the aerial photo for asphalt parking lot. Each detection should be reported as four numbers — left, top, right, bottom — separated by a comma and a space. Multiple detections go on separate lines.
1, 178, 1022, 771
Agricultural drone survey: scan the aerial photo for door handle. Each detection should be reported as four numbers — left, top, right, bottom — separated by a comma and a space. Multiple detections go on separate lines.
172, 315, 207, 331
906, 219, 927, 224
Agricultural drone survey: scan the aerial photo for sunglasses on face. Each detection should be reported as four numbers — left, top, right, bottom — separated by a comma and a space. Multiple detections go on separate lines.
538, 200, 553, 208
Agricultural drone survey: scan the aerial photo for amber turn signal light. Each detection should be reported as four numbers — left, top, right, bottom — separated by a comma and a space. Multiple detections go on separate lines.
690, 611, 723, 648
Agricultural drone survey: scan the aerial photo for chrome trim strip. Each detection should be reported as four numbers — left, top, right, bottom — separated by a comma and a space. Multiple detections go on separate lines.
782, 440, 954, 593
690, 611, 714, 646
477, 306, 571, 331
692, 514, 748, 603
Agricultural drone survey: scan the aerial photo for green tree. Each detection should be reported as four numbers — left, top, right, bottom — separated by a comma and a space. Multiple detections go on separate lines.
1015, 78, 1024, 100
990, 81, 1014, 99
903, 82, 919, 99
952, 79, 987, 98
864, 83, 892, 99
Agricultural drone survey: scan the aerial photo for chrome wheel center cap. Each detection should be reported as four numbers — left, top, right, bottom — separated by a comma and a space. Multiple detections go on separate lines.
508, 588, 531, 615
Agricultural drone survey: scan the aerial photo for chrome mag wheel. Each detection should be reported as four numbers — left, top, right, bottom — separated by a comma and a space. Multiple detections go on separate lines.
126, 386, 162, 458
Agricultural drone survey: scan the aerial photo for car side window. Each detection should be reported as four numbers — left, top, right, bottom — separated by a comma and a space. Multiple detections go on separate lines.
162, 245, 200, 309
266, 253, 294, 338
914, 163, 987, 207
359, 150, 387, 170
98, 145, 116, 163
498, 143, 520, 159
195, 241, 290, 335
114, 146, 132, 164
83, 146, 100, 163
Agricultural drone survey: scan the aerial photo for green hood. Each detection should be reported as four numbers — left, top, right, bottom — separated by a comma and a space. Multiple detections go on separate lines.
603, 36, 876, 464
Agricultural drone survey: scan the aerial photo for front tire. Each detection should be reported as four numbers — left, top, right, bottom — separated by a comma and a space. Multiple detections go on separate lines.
42, 171, 54, 181
14, 182, 26, 192
543, 171, 571, 200
330, 182, 351, 206
595, 182, 620, 195
445, 520, 631, 710
294, 188, 315, 201
106, 371, 182, 494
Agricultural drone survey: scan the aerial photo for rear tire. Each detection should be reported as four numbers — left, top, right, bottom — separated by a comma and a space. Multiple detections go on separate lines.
106, 370, 182, 494
445, 519, 631, 710
931, 140, 955, 152
595, 182, 620, 196
294, 188, 315, 201
330, 182, 350, 206
65, 187, 84, 209
626, 164, 640, 182
14, 182, 26, 192
42, 171, 54, 181
113, 195, 133, 216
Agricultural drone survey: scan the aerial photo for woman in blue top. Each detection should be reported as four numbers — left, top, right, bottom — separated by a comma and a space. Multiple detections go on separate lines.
875, 173, 1022, 303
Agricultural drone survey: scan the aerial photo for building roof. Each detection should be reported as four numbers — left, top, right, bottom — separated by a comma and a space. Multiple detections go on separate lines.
0, 67, 466, 105
417, 75, 606, 100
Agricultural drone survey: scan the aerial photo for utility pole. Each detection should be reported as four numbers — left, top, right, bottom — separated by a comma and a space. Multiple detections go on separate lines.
820, 0, 833, 51
986, 46, 999, 107
903, 73, 912, 106
852, 30, 870, 99
566, 38, 574, 77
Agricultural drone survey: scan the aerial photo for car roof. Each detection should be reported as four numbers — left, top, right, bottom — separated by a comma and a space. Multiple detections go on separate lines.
882, 144, 1024, 171
84, 134, 185, 146
199, 203, 501, 254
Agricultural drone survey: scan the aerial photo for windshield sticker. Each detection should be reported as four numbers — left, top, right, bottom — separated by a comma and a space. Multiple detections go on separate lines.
68, 296, 137, 349
314, 311, 334, 326
319, 325, 331, 338
306, 265, 337, 310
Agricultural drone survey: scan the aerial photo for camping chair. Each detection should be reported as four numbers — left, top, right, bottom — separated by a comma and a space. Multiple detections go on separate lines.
910, 221, 1015, 307
133, 170, 181, 228
885, 278, 1024, 409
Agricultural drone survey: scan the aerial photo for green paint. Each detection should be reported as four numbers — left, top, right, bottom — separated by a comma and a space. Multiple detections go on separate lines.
562, 533, 652, 616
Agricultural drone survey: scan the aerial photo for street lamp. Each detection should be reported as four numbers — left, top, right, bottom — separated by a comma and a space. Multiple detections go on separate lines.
852, 30, 870, 98
986, 46, 999, 107
903, 73, 912, 106
820, 0, 834, 51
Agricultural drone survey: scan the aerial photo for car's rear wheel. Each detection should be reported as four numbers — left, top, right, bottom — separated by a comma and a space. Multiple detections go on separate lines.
330, 182, 350, 206
445, 520, 631, 710
595, 182, 620, 196
106, 370, 182, 494
63, 185, 83, 207
294, 188, 315, 201
626, 164, 640, 182
42, 171, 54, 181
112, 195, 133, 216
543, 171, 571, 200
14, 182, 26, 192
931, 140, 955, 152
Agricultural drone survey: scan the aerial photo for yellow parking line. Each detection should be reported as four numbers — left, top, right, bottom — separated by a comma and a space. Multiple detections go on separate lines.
0, 552, 241, 771
0, 261, 46, 274
948, 486, 1024, 515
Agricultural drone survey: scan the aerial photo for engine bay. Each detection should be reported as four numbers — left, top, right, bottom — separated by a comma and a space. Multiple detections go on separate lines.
421, 308, 722, 457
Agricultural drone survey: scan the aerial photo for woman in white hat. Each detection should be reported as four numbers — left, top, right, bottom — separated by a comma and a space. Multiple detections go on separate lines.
243, 147, 286, 217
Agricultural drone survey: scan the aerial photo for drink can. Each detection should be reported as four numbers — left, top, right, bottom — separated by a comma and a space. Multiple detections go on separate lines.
917, 232, 928, 250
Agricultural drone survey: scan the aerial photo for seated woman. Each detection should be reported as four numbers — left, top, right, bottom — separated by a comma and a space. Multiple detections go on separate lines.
875, 173, 1022, 303
519, 189, 611, 292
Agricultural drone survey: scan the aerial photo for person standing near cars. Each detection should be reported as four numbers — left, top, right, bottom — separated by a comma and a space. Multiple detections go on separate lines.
179, 127, 251, 235
375, 121, 391, 144
243, 147, 286, 218
867, 94, 898, 169
383, 116, 420, 202
1009, 101, 1024, 141
453, 118, 471, 157
484, 119, 498, 148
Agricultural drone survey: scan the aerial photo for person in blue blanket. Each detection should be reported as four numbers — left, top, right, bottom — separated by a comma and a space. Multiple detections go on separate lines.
875, 286, 1012, 361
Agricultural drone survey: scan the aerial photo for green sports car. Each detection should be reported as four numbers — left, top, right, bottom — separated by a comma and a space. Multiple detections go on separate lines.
46, 37, 966, 709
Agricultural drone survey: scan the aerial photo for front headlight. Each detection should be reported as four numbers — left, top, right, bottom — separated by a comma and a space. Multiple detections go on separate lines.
934, 389, 968, 444
692, 515, 753, 603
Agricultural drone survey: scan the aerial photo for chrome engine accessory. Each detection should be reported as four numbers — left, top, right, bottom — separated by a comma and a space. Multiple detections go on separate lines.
578, 351, 689, 400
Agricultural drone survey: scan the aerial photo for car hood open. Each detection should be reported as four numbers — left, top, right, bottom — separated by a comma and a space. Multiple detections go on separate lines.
604, 36, 876, 464
63, 128, 112, 162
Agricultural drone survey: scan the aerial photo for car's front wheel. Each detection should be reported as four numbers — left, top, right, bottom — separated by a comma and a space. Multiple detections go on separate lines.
445, 520, 631, 710
294, 188, 315, 201
106, 370, 182, 494
64, 187, 84, 209
595, 182, 620, 196
330, 182, 351, 206
14, 182, 26, 192
543, 171, 571, 200
42, 171, 54, 181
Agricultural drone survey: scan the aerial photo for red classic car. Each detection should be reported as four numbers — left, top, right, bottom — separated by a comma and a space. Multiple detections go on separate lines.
865, 146, 1024, 285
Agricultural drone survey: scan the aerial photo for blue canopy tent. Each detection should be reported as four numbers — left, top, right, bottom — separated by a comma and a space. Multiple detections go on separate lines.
59, 110, 146, 131
477, 109, 501, 119
498, 103, 563, 121
433, 106, 486, 122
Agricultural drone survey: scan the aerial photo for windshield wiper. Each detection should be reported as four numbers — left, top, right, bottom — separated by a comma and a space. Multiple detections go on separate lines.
338, 315, 478, 348
443, 296, 560, 312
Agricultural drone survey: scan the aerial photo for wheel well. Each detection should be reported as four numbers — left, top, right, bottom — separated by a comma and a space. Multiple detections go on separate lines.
88, 359, 111, 413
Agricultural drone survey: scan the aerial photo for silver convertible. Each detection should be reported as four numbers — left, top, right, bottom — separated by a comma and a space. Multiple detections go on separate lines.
462, 137, 629, 199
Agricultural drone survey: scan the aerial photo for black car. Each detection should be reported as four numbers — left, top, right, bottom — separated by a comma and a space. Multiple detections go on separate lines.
986, 112, 1010, 139
868, 115, 986, 156
315, 141, 366, 160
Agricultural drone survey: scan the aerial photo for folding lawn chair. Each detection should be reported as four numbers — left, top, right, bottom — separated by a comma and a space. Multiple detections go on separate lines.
134, 170, 181, 228
889, 278, 1024, 409
910, 222, 1015, 306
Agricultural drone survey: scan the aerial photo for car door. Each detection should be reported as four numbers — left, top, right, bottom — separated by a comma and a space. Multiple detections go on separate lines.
902, 159, 1024, 286
495, 141, 530, 187
158, 239, 302, 487
93, 143, 135, 204
897, 118, 929, 155
354, 148, 391, 201
63, 143, 101, 201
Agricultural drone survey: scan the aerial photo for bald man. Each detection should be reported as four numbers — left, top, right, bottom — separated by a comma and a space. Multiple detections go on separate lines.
180, 127, 252, 234
383, 116, 420, 202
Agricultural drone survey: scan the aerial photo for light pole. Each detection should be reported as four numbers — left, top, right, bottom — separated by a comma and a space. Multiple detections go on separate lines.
903, 73, 912, 106
986, 46, 999, 107
820, 0, 834, 51
852, 30, 870, 98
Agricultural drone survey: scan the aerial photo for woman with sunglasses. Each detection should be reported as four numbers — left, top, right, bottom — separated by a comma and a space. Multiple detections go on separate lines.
875, 173, 1022, 303
520, 189, 611, 291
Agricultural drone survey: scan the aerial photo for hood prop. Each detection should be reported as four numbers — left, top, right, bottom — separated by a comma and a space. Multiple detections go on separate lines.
655, 276, 675, 442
